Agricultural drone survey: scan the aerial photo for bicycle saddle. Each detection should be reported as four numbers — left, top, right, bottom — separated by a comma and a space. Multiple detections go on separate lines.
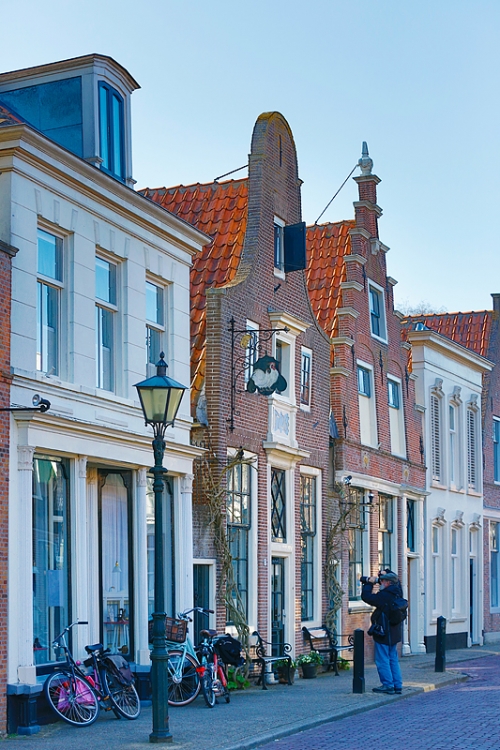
85, 643, 104, 653
199, 629, 218, 638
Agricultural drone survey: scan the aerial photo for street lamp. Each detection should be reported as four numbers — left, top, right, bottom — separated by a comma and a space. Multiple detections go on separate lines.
135, 353, 187, 744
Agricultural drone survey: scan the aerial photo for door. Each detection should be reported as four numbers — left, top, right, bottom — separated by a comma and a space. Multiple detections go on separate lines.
193, 564, 211, 647
271, 557, 285, 656
470, 558, 475, 642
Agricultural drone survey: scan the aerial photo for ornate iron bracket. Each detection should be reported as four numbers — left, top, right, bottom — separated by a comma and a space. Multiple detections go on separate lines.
227, 316, 289, 432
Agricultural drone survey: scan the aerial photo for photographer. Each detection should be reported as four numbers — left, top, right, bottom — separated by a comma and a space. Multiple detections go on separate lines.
361, 570, 403, 695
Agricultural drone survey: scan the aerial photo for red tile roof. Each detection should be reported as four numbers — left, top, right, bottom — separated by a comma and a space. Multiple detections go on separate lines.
141, 179, 248, 405
306, 220, 354, 337
404, 311, 493, 358
0, 99, 26, 127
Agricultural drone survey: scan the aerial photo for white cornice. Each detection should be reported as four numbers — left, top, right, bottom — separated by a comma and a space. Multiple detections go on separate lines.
268, 310, 310, 336
330, 336, 354, 347
330, 366, 350, 378
0, 126, 210, 255
353, 200, 383, 217
262, 441, 310, 465
340, 280, 363, 293
337, 307, 359, 319
344, 253, 367, 266
407, 329, 493, 372
348, 227, 371, 240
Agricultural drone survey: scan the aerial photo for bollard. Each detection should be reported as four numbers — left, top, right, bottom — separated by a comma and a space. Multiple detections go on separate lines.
435, 615, 446, 672
352, 628, 365, 693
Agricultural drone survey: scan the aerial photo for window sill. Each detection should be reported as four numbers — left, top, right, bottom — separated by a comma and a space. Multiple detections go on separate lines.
274, 268, 285, 280
449, 616, 467, 623
370, 332, 388, 345
348, 601, 373, 614
299, 404, 311, 413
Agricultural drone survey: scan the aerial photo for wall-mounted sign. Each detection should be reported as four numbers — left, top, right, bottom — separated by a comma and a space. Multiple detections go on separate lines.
247, 355, 287, 396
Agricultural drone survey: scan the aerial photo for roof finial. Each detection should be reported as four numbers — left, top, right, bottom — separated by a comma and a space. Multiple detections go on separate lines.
358, 141, 373, 175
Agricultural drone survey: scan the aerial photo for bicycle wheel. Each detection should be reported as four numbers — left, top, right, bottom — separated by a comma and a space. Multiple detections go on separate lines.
167, 650, 201, 706
103, 670, 141, 720
44, 671, 99, 727
201, 665, 216, 708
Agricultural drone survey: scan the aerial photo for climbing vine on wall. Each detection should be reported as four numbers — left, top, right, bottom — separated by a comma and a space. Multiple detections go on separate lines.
323, 483, 353, 635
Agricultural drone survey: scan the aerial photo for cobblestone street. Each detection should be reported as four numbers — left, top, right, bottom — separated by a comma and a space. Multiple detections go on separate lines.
256, 655, 500, 750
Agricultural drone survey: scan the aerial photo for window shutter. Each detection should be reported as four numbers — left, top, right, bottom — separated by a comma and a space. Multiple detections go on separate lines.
284, 222, 306, 273
431, 395, 441, 481
468, 409, 476, 489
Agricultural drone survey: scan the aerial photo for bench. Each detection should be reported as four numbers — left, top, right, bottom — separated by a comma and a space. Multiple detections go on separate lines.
301, 625, 353, 676
251, 631, 293, 690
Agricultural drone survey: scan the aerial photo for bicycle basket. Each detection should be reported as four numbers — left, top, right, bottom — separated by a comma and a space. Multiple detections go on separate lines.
148, 616, 187, 644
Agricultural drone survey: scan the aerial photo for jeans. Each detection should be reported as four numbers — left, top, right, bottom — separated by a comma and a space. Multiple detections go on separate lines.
374, 641, 402, 689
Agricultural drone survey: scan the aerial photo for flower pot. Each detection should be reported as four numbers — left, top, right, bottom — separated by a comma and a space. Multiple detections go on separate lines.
300, 663, 318, 679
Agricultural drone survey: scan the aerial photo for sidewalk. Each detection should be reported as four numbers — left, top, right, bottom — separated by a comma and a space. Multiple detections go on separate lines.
6, 644, 500, 749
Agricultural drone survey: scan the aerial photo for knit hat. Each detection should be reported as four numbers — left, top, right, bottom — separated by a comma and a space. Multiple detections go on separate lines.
379, 570, 399, 583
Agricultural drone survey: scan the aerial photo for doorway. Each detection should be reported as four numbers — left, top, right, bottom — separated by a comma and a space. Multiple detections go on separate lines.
193, 564, 211, 647
271, 557, 285, 656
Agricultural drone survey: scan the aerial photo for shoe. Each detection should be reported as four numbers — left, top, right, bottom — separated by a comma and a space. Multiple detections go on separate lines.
372, 686, 395, 694
394, 688, 402, 694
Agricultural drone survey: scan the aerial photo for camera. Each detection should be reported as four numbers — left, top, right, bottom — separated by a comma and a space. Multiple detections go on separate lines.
360, 575, 377, 585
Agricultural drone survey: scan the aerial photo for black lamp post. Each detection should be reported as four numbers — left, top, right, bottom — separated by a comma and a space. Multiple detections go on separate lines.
135, 353, 187, 744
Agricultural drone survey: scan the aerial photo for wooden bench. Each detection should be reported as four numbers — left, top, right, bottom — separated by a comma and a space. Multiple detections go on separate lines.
301, 625, 353, 676
252, 631, 293, 690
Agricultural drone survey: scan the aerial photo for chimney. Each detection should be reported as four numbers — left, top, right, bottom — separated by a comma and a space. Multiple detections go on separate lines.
492, 293, 500, 315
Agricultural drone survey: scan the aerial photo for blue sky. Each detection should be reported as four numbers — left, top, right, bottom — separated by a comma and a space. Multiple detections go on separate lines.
2, 0, 499, 313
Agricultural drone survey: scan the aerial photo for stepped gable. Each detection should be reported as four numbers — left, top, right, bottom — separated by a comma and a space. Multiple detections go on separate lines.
141, 178, 248, 405
306, 220, 354, 337
403, 310, 492, 358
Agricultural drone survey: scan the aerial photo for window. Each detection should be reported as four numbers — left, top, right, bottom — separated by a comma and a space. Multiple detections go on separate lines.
451, 527, 461, 612
300, 349, 312, 407
348, 490, 367, 600
430, 394, 442, 483
99, 82, 125, 180
146, 476, 174, 619
494, 420, 500, 483
244, 321, 259, 384
357, 364, 377, 447
274, 219, 284, 271
407, 499, 416, 553
388, 378, 405, 457
146, 281, 165, 376
378, 495, 394, 570
449, 404, 458, 487
300, 475, 316, 621
357, 366, 371, 397
274, 338, 290, 398
227, 461, 251, 621
368, 282, 387, 341
95, 257, 117, 391
37, 229, 63, 376
467, 407, 478, 490
271, 468, 286, 542
33, 457, 70, 664
491, 522, 500, 609
432, 525, 440, 612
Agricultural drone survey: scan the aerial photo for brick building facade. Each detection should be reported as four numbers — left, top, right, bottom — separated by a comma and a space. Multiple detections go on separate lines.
143, 112, 331, 656
306, 146, 427, 655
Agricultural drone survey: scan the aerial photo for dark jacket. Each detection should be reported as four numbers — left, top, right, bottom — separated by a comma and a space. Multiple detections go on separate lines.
361, 581, 403, 646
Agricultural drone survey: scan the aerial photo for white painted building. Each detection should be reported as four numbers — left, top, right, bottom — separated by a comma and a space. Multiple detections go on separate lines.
407, 325, 492, 651
0, 54, 207, 729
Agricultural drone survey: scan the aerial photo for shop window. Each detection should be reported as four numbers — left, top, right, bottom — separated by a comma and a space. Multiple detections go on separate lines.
300, 475, 316, 620
226, 461, 251, 621
33, 457, 70, 664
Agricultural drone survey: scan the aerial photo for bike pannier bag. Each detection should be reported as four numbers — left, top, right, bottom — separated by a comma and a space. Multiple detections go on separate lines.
213, 634, 244, 666
103, 654, 135, 686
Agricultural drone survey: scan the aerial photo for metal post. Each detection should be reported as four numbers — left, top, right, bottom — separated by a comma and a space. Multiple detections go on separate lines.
352, 629, 365, 693
435, 616, 446, 673
149, 432, 172, 744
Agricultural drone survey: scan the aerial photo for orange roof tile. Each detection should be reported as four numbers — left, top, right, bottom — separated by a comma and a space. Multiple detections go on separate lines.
305, 220, 354, 337
141, 179, 248, 407
404, 311, 493, 358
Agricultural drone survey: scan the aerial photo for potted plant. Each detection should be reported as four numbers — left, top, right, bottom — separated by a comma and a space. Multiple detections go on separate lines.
297, 651, 323, 679
274, 658, 297, 684
337, 656, 350, 671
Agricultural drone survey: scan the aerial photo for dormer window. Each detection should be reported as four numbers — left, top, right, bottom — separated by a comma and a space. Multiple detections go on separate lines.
99, 82, 125, 180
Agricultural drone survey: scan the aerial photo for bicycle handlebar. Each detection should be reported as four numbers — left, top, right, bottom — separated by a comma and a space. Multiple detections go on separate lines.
177, 607, 214, 620
52, 620, 88, 644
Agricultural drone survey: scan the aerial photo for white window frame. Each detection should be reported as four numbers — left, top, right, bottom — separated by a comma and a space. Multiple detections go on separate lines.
387, 376, 406, 457
36, 226, 65, 378
299, 467, 322, 625
431, 523, 442, 615
467, 404, 479, 492
95, 254, 118, 392
348, 488, 371, 605
494, 418, 500, 484
490, 520, 500, 612
357, 360, 377, 448
244, 320, 259, 384
146, 278, 166, 377
300, 347, 312, 411
367, 279, 387, 343
273, 331, 293, 402
430, 392, 443, 484
273, 216, 285, 277
450, 525, 462, 615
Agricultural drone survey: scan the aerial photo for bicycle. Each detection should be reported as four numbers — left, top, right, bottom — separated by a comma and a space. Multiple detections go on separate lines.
149, 607, 213, 706
196, 629, 231, 708
44, 621, 140, 726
